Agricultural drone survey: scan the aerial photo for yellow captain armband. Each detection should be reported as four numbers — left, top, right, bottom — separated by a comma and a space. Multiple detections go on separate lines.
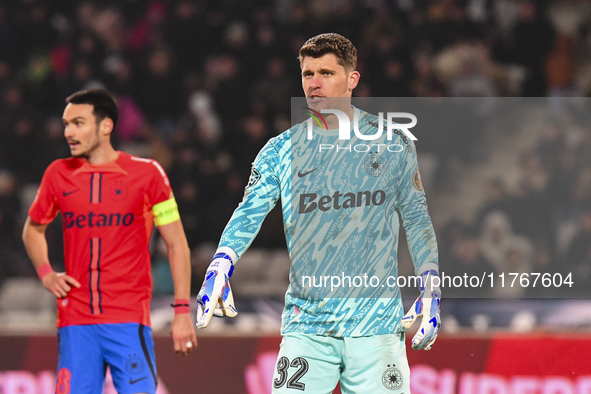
152, 197, 180, 226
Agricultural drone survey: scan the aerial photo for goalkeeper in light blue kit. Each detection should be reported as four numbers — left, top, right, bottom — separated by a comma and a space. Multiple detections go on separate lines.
196, 33, 440, 393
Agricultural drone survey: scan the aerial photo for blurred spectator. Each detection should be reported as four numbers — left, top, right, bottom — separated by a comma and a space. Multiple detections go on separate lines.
0, 6, 18, 65
565, 209, 591, 294
527, 247, 559, 297
0, 170, 28, 283
479, 211, 514, 270
68, 59, 100, 92
546, 34, 578, 97
4, 117, 44, 183
425, 0, 482, 52
546, 148, 577, 212
436, 42, 498, 97
536, 122, 565, 171
506, 179, 555, 252
39, 117, 71, 171
497, 237, 534, 297
446, 232, 495, 297
137, 49, 183, 135
479, 212, 532, 274
105, 57, 140, 97
477, 178, 512, 224
520, 152, 548, 194
113, 94, 146, 143
253, 57, 293, 114
411, 52, 445, 97
166, 1, 207, 70
208, 53, 249, 122
228, 115, 271, 179
0, 170, 19, 244
187, 83, 222, 144
175, 180, 203, 249
508, 0, 556, 96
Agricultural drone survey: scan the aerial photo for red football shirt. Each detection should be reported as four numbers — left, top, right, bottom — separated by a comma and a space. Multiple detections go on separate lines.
29, 151, 172, 328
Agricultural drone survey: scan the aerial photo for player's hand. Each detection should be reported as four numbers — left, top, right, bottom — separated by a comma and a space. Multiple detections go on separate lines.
401, 270, 441, 351
41, 271, 81, 298
196, 252, 238, 329
171, 313, 197, 356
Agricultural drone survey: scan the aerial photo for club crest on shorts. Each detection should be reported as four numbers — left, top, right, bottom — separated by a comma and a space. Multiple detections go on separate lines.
364, 152, 387, 177
382, 364, 403, 390
413, 169, 423, 191
125, 354, 144, 375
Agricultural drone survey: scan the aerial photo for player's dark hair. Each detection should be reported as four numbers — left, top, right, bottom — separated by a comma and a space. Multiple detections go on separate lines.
66, 89, 118, 130
299, 33, 357, 71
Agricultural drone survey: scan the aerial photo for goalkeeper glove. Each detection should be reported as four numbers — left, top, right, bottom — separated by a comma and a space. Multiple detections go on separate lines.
196, 251, 238, 329
401, 269, 441, 350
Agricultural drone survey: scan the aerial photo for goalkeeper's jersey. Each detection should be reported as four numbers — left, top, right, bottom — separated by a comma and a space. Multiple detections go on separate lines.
219, 107, 438, 337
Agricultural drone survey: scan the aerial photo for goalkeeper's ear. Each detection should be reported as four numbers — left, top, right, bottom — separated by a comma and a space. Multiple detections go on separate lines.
348, 70, 360, 91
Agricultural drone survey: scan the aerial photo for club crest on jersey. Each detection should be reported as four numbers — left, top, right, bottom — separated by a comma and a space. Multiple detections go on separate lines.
364, 152, 387, 177
109, 180, 129, 201
413, 170, 424, 191
382, 364, 403, 390
247, 168, 261, 188
126, 355, 145, 375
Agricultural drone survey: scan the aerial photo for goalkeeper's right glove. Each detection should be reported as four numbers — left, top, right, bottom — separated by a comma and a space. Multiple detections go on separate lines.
401, 269, 441, 350
196, 250, 238, 329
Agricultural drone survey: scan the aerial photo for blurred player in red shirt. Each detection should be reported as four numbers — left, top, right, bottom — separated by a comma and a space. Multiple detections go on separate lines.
22, 89, 196, 394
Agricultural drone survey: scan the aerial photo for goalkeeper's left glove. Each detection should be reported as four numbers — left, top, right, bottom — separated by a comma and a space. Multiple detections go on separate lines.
401, 269, 441, 350
196, 250, 238, 329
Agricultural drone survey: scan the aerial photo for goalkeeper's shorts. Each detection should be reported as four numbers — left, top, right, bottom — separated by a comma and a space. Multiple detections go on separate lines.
272, 332, 410, 394
56, 323, 157, 394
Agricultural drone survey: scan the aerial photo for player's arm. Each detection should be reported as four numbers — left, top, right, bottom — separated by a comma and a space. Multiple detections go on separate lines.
22, 217, 81, 298
395, 141, 441, 350
196, 141, 282, 329
154, 196, 197, 355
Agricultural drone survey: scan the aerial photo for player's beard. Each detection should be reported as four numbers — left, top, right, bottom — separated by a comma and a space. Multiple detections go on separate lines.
71, 125, 101, 159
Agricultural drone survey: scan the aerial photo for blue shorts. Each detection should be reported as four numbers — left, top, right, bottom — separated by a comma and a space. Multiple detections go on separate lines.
56, 323, 157, 394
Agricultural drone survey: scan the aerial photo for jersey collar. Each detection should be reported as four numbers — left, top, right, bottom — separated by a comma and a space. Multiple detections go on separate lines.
72, 151, 128, 175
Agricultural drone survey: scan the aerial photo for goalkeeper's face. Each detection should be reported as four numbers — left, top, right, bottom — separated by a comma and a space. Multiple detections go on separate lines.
301, 53, 360, 111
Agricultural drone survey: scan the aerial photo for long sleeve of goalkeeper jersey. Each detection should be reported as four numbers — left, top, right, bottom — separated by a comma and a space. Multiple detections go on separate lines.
395, 140, 439, 275
217, 139, 282, 261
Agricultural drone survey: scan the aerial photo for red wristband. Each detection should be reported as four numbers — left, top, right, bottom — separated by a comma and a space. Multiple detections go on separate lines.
172, 299, 190, 314
37, 263, 54, 280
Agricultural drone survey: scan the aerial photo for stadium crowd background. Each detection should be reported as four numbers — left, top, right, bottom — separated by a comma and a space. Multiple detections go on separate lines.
1, 0, 591, 329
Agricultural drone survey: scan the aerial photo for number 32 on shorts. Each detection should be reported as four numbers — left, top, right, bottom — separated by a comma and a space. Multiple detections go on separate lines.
273, 356, 309, 391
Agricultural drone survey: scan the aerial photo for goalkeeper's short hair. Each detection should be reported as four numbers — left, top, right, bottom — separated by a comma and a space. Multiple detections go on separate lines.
298, 33, 357, 71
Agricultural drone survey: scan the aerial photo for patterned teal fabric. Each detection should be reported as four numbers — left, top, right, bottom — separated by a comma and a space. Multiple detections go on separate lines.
218, 107, 438, 337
